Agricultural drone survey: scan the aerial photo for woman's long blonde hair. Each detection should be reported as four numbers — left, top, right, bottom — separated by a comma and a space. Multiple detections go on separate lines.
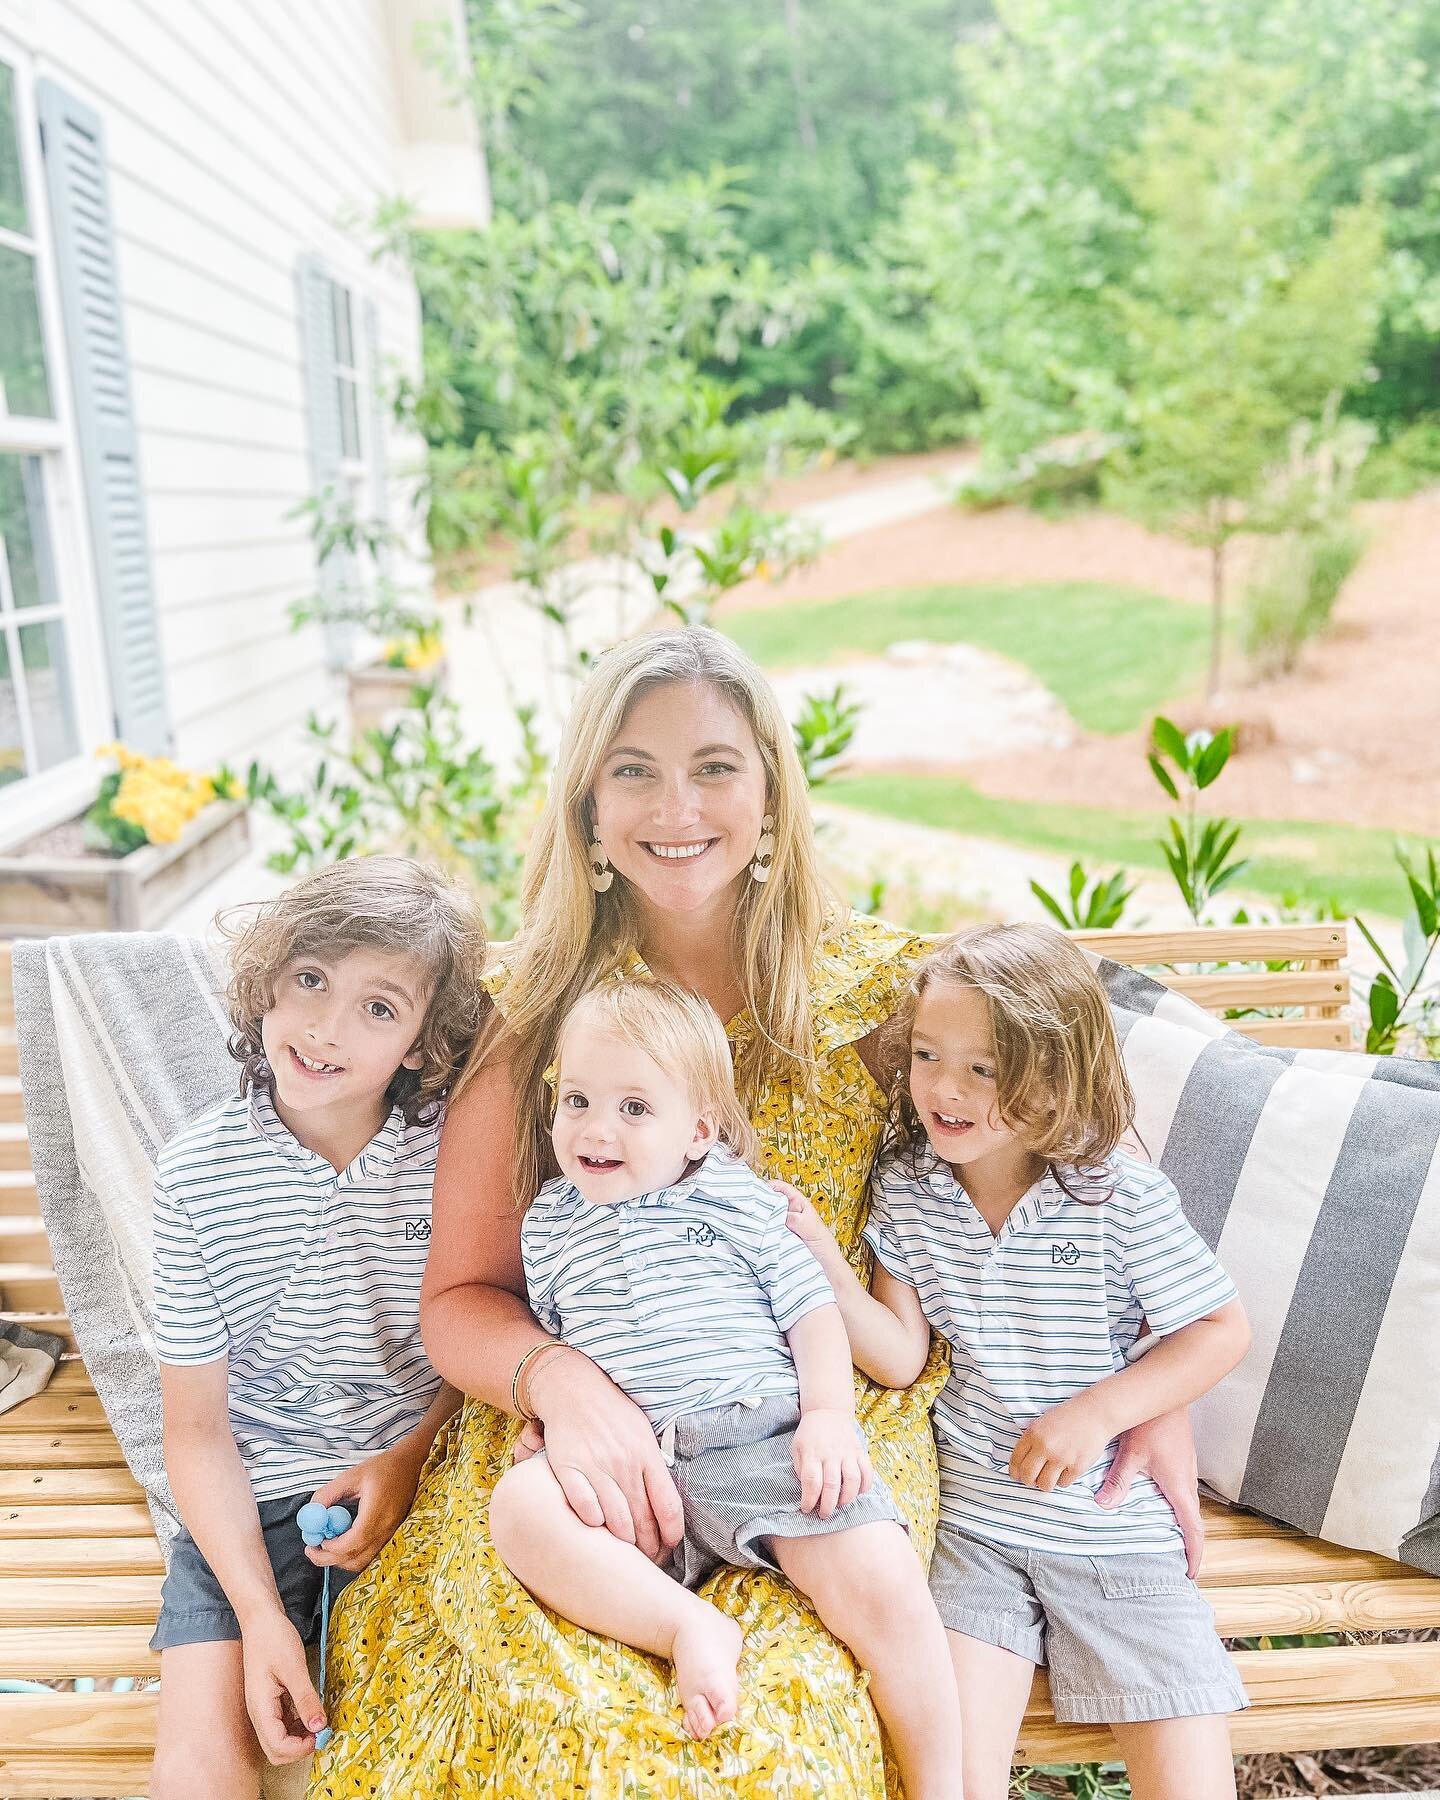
880, 923, 1135, 1193
467, 626, 833, 1202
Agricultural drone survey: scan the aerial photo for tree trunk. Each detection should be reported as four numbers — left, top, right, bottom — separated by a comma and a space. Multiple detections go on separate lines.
1208, 537, 1226, 704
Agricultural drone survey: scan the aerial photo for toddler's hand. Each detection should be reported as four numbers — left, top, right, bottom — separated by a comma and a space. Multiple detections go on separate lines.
775, 1180, 832, 1253
303, 1446, 422, 1573
792, 1407, 872, 1519
513, 1418, 545, 1464
1010, 1395, 1113, 1492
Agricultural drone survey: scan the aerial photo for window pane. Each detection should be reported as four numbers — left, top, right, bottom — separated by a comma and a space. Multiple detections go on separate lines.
19, 617, 77, 771
0, 63, 27, 237
0, 634, 23, 787
330, 279, 354, 369
0, 244, 52, 418
0, 453, 60, 611
337, 373, 361, 460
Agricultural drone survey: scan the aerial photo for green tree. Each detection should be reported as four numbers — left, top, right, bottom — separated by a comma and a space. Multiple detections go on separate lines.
880, 0, 1439, 460
1104, 70, 1384, 699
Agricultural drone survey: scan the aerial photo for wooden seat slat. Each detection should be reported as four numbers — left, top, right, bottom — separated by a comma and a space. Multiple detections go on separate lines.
1072, 924, 1348, 963
0, 1503, 155, 1538
1167, 970, 1348, 1008
0, 1574, 165, 1626
0, 1217, 49, 1262
1209, 1577, 1440, 1635
0, 1534, 164, 1575
0, 1753, 156, 1800
0, 1391, 111, 1430
0, 1691, 159, 1755
1200, 1530, 1415, 1586
1231, 1018, 1351, 1048
0, 1266, 63, 1311
0, 1431, 130, 1470
0, 1623, 159, 1678
0, 1467, 147, 1506
0, 1171, 40, 1214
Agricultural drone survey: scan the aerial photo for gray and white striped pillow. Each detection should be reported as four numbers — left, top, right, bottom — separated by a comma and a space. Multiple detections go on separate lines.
1097, 959, 1440, 1575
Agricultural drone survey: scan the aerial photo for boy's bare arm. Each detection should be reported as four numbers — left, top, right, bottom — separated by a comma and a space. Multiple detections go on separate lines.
160, 1359, 286, 1628
1011, 1300, 1251, 1491
787, 1304, 858, 1417
385, 1380, 464, 1473
782, 1186, 932, 1387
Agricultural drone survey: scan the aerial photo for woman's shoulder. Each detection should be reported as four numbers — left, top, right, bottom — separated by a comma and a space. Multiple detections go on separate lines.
808, 911, 929, 1053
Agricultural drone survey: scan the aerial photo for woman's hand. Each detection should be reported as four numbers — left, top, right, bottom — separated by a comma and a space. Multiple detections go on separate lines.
529, 1350, 684, 1564
1095, 1405, 1205, 1577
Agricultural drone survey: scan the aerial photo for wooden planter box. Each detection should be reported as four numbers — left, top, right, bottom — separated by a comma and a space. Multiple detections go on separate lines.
0, 798, 251, 937
348, 656, 448, 736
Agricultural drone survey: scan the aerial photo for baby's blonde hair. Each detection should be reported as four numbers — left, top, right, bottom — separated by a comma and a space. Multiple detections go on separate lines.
881, 922, 1134, 1186
557, 978, 758, 1167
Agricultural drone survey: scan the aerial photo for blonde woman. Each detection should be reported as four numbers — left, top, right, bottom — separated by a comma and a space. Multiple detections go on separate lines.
318, 628, 1203, 1798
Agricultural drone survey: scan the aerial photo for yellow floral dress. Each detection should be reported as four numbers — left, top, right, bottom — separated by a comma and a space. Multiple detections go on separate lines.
313, 914, 947, 1800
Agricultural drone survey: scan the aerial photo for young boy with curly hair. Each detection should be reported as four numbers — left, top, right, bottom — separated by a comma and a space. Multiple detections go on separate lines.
148, 856, 489, 1798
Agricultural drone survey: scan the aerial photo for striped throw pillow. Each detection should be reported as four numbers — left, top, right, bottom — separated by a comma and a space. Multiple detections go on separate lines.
1097, 958, 1440, 1575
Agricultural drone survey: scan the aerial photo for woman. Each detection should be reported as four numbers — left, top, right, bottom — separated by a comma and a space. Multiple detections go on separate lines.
319, 628, 1202, 1798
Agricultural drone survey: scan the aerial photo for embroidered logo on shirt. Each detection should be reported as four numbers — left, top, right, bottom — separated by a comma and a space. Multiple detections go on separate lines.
405, 1219, 432, 1242
687, 1223, 719, 1246
1051, 1241, 1080, 1265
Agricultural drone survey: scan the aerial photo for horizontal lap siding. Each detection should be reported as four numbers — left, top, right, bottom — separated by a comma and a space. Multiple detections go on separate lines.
18, 0, 426, 769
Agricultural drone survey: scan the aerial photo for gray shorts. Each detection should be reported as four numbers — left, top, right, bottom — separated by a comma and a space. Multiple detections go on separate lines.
661, 1395, 904, 1589
149, 1490, 355, 1652
931, 1522, 1249, 1724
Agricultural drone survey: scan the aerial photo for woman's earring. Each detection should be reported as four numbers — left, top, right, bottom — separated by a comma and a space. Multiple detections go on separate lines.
588, 838, 614, 893
750, 815, 776, 884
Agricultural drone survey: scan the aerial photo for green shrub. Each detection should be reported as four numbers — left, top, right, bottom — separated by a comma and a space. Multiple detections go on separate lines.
1354, 415, 1440, 499
1240, 520, 1366, 678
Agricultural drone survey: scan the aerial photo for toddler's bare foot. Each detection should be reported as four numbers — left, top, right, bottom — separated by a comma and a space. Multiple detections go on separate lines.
670, 1608, 743, 1739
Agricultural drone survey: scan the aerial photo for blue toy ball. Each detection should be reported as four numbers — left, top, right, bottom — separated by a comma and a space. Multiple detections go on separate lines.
325, 1504, 352, 1538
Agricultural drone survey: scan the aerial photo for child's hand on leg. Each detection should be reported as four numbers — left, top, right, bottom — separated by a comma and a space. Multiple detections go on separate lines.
792, 1409, 873, 1519
1010, 1392, 1114, 1491
304, 1445, 422, 1573
241, 1607, 326, 1764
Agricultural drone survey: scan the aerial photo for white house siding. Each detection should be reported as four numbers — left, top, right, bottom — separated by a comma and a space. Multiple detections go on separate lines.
0, 0, 439, 795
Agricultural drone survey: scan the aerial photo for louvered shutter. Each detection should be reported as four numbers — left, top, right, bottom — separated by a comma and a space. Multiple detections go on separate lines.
37, 80, 170, 754
295, 254, 352, 667
363, 296, 390, 535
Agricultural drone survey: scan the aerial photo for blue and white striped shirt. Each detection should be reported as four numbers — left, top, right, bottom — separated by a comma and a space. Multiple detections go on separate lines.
864, 1145, 1237, 1554
151, 1087, 443, 1501
523, 1144, 835, 1431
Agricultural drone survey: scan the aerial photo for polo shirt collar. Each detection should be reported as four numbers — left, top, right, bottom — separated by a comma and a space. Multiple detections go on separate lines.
246, 1082, 404, 1180
913, 1142, 1072, 1230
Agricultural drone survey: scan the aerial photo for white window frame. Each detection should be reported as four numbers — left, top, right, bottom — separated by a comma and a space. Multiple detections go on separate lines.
0, 36, 114, 850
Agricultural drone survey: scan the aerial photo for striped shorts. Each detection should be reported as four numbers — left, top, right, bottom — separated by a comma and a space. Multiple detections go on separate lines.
661, 1394, 904, 1589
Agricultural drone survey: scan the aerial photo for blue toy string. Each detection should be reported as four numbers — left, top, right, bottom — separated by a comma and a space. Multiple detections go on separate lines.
295, 1499, 351, 1754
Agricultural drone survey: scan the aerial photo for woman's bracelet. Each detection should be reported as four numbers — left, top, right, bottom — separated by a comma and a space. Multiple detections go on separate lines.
512, 1341, 572, 1421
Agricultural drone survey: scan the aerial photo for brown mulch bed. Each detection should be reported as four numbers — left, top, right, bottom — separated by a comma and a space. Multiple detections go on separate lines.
720, 479, 1440, 841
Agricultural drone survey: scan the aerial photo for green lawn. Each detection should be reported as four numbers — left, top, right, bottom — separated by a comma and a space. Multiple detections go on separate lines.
824, 773, 1425, 917
722, 584, 1210, 734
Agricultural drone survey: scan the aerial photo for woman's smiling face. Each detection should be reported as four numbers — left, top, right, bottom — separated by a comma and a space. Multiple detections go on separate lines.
589, 681, 769, 916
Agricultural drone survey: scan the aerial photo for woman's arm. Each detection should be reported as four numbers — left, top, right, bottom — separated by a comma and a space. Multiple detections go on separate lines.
421, 1058, 684, 1558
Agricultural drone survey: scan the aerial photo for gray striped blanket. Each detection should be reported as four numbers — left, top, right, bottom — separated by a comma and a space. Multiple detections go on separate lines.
13, 931, 236, 1545
1101, 958, 1440, 1575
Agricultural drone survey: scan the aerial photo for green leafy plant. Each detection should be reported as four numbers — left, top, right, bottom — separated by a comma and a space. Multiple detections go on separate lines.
1353, 845, 1440, 1054
1147, 716, 1248, 923
1014, 1763, 1131, 1798
288, 487, 444, 672
791, 683, 861, 788
1030, 862, 1137, 931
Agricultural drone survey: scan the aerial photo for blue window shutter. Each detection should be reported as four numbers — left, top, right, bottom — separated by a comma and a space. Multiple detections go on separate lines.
37, 79, 170, 755
363, 296, 390, 533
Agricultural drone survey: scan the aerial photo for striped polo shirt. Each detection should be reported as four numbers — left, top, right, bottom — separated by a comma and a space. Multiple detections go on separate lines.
864, 1145, 1237, 1554
151, 1086, 443, 1501
523, 1144, 835, 1432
